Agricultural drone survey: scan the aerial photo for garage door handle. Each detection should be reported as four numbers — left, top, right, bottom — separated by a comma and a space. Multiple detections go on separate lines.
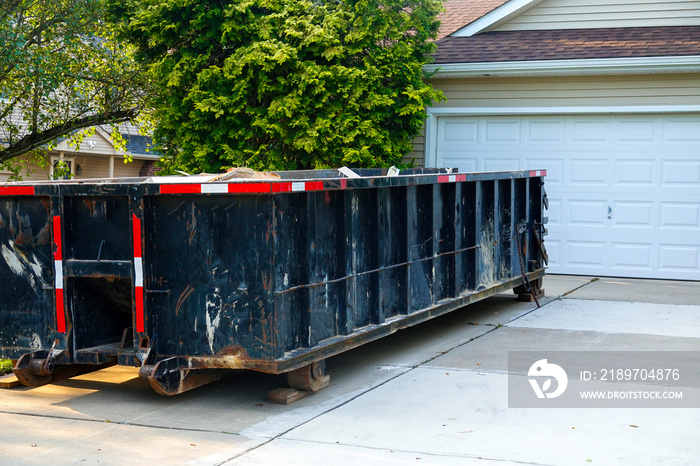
607, 206, 612, 219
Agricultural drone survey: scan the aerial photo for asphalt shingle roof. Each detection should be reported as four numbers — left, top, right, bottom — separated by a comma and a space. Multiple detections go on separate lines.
122, 134, 154, 156
432, 26, 700, 64
437, 0, 508, 39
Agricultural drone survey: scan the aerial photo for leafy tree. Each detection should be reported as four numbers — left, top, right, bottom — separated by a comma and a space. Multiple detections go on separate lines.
0, 0, 151, 180
109, 0, 443, 173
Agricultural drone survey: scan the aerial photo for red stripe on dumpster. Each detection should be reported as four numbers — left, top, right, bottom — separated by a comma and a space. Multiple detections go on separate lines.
52, 216, 65, 333
272, 182, 292, 193
0, 186, 35, 195
227, 183, 271, 194
52, 216, 63, 260
160, 184, 202, 194
305, 181, 324, 191
55, 289, 66, 333
132, 214, 142, 259
132, 214, 145, 333
529, 170, 547, 178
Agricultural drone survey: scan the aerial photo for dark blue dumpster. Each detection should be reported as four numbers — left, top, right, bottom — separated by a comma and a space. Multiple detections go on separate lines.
0, 168, 547, 394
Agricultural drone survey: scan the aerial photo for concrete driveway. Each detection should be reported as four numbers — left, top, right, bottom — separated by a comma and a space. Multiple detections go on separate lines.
1, 276, 698, 465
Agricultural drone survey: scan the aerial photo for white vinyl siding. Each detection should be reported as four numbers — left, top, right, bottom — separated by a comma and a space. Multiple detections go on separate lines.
428, 74, 700, 109
112, 158, 144, 178
403, 132, 426, 167
495, 0, 700, 31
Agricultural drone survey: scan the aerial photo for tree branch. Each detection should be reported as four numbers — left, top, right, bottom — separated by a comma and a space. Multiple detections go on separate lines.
0, 108, 139, 163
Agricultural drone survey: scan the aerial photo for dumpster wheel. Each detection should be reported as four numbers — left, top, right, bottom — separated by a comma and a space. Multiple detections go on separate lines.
286, 360, 329, 392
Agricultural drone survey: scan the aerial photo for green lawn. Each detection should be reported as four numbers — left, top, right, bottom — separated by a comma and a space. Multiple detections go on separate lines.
0, 359, 12, 375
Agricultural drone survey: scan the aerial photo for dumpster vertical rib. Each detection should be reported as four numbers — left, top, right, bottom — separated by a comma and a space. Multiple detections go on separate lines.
132, 214, 145, 333
52, 215, 66, 333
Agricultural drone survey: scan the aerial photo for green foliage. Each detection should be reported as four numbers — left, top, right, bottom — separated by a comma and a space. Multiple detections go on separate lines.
109, 0, 444, 173
0, 359, 12, 375
0, 0, 152, 180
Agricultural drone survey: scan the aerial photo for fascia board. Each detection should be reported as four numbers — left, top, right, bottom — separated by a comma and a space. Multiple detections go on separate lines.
452, 0, 545, 37
424, 56, 700, 78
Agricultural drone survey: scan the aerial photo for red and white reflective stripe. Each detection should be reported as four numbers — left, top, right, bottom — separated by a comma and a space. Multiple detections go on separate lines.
132, 214, 145, 333
529, 170, 547, 177
159, 181, 328, 194
52, 216, 66, 333
273, 181, 324, 192
0, 186, 35, 195
437, 174, 467, 183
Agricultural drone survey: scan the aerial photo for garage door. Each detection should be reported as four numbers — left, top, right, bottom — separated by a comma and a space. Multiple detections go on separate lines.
434, 114, 700, 280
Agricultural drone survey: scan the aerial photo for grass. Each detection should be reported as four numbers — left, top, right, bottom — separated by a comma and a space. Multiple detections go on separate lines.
0, 359, 12, 375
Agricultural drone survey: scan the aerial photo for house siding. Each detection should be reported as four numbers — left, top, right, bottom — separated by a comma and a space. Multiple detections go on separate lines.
1, 154, 146, 182
112, 158, 144, 178
494, 0, 700, 31
402, 133, 425, 167
427, 74, 700, 109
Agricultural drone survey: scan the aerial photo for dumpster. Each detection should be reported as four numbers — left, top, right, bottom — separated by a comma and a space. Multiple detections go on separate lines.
0, 168, 548, 395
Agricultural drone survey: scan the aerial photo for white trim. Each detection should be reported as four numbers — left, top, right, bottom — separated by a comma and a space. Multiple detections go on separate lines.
424, 105, 700, 167
424, 56, 700, 78
452, 0, 545, 37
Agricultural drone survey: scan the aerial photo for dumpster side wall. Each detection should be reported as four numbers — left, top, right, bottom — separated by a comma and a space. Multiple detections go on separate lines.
144, 194, 277, 361
0, 196, 55, 358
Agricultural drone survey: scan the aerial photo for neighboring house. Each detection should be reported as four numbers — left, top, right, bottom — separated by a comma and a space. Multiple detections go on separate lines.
413, 0, 700, 281
0, 125, 159, 183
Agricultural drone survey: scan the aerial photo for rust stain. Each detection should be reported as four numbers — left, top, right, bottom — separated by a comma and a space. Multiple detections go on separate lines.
84, 199, 96, 216
175, 284, 195, 316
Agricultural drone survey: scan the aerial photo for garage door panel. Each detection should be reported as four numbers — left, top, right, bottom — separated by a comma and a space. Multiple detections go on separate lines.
484, 120, 520, 142
611, 201, 654, 228
613, 160, 655, 186
617, 120, 657, 142
568, 200, 608, 227
571, 119, 612, 142
659, 245, 700, 272
527, 121, 565, 142
663, 119, 700, 142
611, 242, 653, 272
661, 160, 700, 186
568, 159, 609, 186
442, 121, 478, 144
660, 203, 700, 230
434, 114, 700, 280
567, 240, 608, 269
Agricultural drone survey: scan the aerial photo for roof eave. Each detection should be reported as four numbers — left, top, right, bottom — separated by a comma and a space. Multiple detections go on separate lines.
452, 0, 546, 37
424, 55, 700, 79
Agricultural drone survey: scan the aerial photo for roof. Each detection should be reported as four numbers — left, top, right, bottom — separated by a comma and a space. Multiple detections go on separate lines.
437, 0, 508, 39
122, 134, 155, 156
432, 26, 700, 64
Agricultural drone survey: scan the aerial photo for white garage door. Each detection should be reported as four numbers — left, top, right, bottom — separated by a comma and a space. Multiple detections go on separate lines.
434, 114, 700, 281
